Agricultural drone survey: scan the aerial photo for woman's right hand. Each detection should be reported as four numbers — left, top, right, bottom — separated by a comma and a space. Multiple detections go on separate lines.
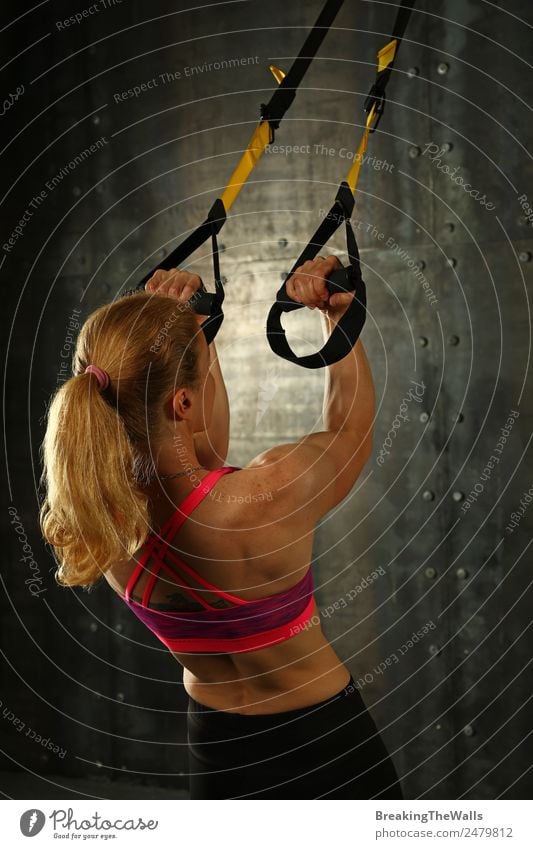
285, 255, 355, 321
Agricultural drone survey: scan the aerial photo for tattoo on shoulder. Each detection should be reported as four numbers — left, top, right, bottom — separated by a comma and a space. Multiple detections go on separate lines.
130, 590, 232, 611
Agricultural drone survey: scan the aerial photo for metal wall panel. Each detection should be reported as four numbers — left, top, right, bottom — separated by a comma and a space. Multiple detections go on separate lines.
2, 0, 532, 800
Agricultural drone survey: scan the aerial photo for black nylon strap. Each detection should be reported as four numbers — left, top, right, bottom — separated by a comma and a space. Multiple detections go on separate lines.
261, 0, 344, 135
130, 0, 345, 346
266, 181, 367, 369
364, 0, 416, 132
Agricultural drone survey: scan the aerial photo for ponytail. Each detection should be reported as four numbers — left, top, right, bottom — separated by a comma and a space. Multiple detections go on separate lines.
39, 292, 201, 588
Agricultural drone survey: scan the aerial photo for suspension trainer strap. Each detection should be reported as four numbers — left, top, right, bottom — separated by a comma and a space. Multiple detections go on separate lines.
266, 0, 416, 367
266, 181, 366, 368
132, 0, 344, 345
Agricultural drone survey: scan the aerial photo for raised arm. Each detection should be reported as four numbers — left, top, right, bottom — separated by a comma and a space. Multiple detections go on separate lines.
144, 267, 230, 469
246, 255, 375, 523
193, 339, 230, 469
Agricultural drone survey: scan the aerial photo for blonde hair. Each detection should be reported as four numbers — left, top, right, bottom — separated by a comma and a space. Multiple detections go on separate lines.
39, 292, 201, 589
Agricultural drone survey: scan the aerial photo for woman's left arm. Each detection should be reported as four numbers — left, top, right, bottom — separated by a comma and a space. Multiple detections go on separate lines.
143, 267, 230, 468
194, 340, 230, 469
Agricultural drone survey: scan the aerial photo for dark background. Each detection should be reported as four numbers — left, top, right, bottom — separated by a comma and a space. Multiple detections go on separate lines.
1, 0, 532, 799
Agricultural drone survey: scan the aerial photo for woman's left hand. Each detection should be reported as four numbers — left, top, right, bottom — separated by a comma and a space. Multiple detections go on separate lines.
145, 267, 204, 304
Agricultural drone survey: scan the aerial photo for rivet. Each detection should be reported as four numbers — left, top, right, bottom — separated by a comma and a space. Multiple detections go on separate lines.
455, 412, 464, 423
89, 622, 98, 633
73, 186, 81, 197
448, 334, 460, 346
219, 243, 226, 253
409, 146, 421, 158
278, 238, 288, 248
115, 623, 123, 632
456, 567, 468, 579
437, 62, 449, 75
221, 275, 228, 284
158, 249, 166, 259
418, 336, 428, 347
96, 184, 104, 194
429, 644, 441, 656
444, 222, 455, 233
117, 692, 125, 701
425, 566, 437, 579
463, 648, 469, 655
435, 723, 442, 730
407, 66, 419, 79
463, 724, 475, 737
419, 411, 430, 423
440, 142, 453, 153
519, 250, 532, 263
281, 271, 290, 281
96, 760, 103, 768
422, 490, 435, 502
452, 491, 464, 502
92, 114, 101, 126
446, 256, 457, 268
415, 260, 426, 270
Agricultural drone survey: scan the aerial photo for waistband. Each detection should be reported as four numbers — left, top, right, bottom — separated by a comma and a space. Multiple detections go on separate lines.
187, 675, 360, 727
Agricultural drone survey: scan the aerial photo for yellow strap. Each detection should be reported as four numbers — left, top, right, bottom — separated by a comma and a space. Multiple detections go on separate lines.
345, 38, 398, 194
220, 120, 273, 212
345, 103, 377, 193
219, 65, 285, 213
220, 36, 399, 214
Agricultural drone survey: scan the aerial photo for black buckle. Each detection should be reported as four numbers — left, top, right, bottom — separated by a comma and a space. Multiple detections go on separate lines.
363, 83, 386, 133
260, 102, 279, 142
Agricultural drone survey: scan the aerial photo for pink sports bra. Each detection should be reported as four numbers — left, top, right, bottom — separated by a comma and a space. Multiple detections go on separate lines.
117, 466, 315, 653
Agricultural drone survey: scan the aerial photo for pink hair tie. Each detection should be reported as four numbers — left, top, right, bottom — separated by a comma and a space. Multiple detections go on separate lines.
84, 364, 110, 390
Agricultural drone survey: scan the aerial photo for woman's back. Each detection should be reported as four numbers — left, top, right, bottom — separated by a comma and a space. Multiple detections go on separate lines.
105, 461, 352, 714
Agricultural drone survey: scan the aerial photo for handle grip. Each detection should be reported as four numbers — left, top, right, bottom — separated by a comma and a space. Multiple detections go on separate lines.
189, 290, 216, 315
277, 263, 358, 308
324, 264, 357, 296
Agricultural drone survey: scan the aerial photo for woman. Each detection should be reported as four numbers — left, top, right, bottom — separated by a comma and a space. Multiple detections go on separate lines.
39, 255, 403, 800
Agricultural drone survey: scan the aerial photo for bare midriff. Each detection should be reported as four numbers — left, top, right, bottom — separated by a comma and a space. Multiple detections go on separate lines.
176, 601, 352, 715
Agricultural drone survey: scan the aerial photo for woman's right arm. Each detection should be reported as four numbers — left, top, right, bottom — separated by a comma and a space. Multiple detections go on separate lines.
246, 255, 375, 523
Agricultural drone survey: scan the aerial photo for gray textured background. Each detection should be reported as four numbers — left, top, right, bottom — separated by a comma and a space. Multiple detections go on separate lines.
2, 0, 532, 799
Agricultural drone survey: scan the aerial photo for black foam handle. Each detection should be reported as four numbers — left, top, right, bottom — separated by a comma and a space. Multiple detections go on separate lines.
324, 264, 357, 296
189, 290, 216, 315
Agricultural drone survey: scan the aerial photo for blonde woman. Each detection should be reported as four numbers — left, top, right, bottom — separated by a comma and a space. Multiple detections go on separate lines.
40, 258, 402, 800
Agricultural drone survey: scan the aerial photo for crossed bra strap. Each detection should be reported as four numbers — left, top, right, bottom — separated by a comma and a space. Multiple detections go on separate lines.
124, 466, 246, 609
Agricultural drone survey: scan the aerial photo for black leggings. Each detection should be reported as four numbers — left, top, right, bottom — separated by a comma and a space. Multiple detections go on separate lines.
187, 676, 403, 799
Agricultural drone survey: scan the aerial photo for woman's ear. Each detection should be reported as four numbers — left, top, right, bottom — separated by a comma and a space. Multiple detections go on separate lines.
167, 387, 193, 421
